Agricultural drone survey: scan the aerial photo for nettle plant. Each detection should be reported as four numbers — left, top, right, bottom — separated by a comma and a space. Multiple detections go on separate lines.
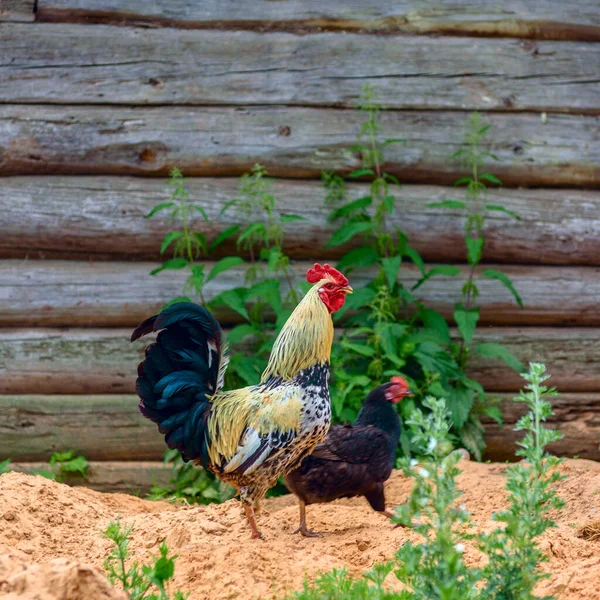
320, 87, 522, 458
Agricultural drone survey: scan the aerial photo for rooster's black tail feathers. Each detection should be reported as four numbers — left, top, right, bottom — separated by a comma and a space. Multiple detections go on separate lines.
132, 302, 229, 466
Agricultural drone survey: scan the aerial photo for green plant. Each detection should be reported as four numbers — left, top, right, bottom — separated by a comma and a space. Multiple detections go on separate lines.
103, 519, 188, 600
321, 86, 520, 459
48, 450, 89, 481
430, 113, 525, 447
479, 363, 565, 599
0, 458, 10, 475
287, 363, 565, 600
211, 163, 306, 390
393, 396, 479, 599
147, 449, 234, 505
145, 167, 216, 306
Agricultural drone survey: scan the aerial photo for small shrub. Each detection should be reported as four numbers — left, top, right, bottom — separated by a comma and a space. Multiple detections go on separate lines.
147, 449, 234, 505
288, 363, 565, 600
103, 519, 188, 600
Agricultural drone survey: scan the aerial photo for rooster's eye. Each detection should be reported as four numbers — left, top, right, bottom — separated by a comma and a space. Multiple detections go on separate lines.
325, 283, 334, 289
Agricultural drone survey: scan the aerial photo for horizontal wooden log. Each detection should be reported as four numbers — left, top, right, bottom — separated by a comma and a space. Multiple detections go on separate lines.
2, 177, 599, 266
3, 392, 599, 463
0, 0, 34, 22
36, 1, 600, 41
3, 25, 599, 112
483, 393, 600, 462
1, 327, 598, 396
0, 395, 162, 461
10, 461, 171, 494
0, 106, 597, 186
0, 261, 598, 327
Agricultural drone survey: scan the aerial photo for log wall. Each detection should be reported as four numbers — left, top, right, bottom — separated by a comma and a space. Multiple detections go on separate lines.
1, 0, 599, 490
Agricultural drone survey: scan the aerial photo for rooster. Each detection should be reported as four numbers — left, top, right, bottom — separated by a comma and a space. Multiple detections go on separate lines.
283, 376, 412, 536
131, 263, 351, 539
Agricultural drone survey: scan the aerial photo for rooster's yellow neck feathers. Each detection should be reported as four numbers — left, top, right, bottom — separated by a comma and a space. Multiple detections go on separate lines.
260, 283, 334, 382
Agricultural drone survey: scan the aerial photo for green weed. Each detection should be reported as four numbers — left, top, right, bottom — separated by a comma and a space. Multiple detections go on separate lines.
103, 519, 188, 600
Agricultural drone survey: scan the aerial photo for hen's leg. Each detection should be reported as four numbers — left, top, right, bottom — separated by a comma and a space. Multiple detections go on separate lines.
364, 484, 403, 526
293, 500, 322, 537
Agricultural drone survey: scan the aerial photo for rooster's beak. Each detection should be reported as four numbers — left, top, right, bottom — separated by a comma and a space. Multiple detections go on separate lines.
341, 286, 353, 295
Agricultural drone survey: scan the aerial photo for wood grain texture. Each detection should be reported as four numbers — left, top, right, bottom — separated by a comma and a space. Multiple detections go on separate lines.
3, 392, 599, 463
0, 106, 597, 186
2, 176, 599, 265
3, 24, 599, 111
35, 1, 600, 41
0, 395, 163, 461
483, 393, 600, 462
1, 327, 598, 396
0, 0, 34, 22
1, 260, 598, 327
11, 461, 172, 494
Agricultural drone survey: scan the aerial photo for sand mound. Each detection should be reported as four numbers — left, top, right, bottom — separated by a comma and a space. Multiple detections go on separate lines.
1, 460, 600, 600
0, 553, 128, 600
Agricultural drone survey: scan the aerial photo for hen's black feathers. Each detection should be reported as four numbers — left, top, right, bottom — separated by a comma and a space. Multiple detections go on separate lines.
131, 302, 229, 466
284, 381, 401, 508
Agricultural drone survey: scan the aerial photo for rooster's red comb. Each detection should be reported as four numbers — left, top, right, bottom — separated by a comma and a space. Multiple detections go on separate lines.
306, 263, 349, 286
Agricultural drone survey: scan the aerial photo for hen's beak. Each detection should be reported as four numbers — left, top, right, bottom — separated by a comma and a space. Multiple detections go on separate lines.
341, 286, 353, 295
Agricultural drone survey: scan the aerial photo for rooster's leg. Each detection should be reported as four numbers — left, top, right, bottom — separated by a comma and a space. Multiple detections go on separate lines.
293, 500, 322, 537
244, 504, 263, 540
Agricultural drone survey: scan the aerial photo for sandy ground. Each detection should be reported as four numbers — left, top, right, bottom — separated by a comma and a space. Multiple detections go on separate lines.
1, 459, 600, 600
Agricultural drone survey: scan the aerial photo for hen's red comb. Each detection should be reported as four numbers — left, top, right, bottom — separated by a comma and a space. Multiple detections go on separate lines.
306, 263, 349, 286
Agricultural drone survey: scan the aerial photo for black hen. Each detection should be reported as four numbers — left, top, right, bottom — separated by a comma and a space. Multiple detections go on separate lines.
283, 376, 412, 536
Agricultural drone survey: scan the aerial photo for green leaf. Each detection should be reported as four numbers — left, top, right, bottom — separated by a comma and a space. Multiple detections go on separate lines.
238, 222, 266, 245
466, 237, 484, 265
191, 205, 209, 221
381, 255, 402, 289
226, 324, 258, 345
453, 308, 480, 345
218, 198, 239, 217
428, 200, 466, 210
483, 404, 504, 426
485, 204, 521, 221
382, 195, 395, 213
211, 289, 249, 321
483, 268, 524, 308
348, 168, 376, 179
280, 214, 308, 223
342, 341, 376, 357
446, 387, 475, 429
403, 246, 425, 276
337, 246, 378, 271
209, 225, 240, 252
479, 124, 492, 135
144, 202, 174, 218
160, 231, 184, 255
474, 342, 525, 372
383, 173, 401, 186
328, 196, 372, 221
150, 258, 189, 275
207, 257, 244, 283
325, 221, 373, 248
453, 176, 472, 186
334, 286, 377, 319
382, 138, 406, 146
480, 173, 503, 185
420, 308, 451, 345
412, 265, 461, 290
247, 279, 282, 314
